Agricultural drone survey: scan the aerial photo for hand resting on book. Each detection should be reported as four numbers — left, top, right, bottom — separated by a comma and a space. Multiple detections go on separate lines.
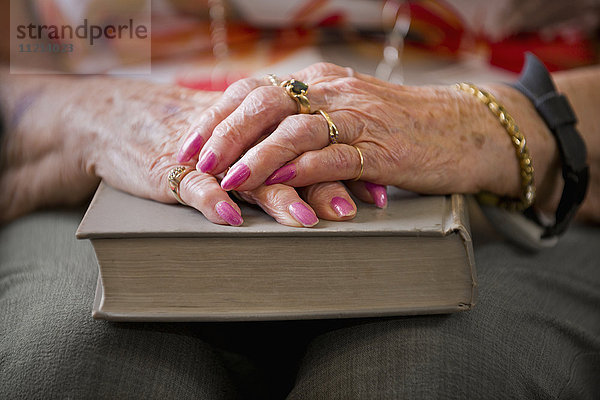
2, 63, 599, 227
0, 73, 359, 226
181, 62, 600, 222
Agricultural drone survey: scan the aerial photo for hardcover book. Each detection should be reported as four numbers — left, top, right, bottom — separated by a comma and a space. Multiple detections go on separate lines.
76, 182, 477, 321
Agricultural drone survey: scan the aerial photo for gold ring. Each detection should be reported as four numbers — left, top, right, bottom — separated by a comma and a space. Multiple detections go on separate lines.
280, 79, 311, 114
313, 109, 339, 144
351, 145, 364, 182
167, 166, 193, 205
266, 74, 281, 86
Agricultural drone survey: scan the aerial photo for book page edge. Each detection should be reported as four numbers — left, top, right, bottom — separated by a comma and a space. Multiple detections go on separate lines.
92, 274, 108, 320
91, 304, 472, 322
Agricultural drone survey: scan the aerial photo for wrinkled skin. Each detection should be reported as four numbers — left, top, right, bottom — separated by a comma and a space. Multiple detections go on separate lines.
0, 73, 360, 226
180, 62, 563, 212
3, 63, 599, 226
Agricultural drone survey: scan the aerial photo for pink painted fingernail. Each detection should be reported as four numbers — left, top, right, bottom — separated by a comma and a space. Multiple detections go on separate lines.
215, 201, 243, 226
197, 150, 217, 173
365, 182, 388, 208
221, 163, 250, 191
265, 164, 296, 185
289, 202, 319, 227
177, 133, 204, 163
330, 197, 355, 217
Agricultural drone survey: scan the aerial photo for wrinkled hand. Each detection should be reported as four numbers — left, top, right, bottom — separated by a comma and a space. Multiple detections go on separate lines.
175, 64, 390, 208
0, 74, 358, 226
178, 63, 558, 205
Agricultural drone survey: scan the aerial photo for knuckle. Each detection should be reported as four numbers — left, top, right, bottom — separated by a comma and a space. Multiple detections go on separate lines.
285, 113, 313, 131
252, 185, 290, 209
212, 118, 244, 147
187, 111, 219, 137
274, 114, 324, 153
306, 62, 343, 76
320, 77, 365, 105
204, 103, 225, 122
245, 86, 283, 114
263, 186, 286, 205
181, 174, 215, 207
256, 139, 298, 166
339, 113, 366, 139
305, 114, 327, 139
330, 147, 354, 172
305, 182, 342, 200
332, 76, 363, 92
301, 151, 321, 171
223, 77, 260, 100
277, 115, 308, 141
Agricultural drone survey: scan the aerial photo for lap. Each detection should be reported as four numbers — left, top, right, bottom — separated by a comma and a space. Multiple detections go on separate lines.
0, 211, 237, 400
288, 224, 600, 399
2, 210, 599, 399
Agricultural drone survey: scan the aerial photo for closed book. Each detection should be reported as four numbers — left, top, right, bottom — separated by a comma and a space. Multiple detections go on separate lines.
76, 182, 477, 321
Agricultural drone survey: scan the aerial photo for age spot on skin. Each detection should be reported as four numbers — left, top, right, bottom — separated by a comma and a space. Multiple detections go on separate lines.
473, 133, 485, 149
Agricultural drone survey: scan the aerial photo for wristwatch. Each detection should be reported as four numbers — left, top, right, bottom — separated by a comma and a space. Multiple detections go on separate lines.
480, 53, 589, 250
512, 53, 589, 239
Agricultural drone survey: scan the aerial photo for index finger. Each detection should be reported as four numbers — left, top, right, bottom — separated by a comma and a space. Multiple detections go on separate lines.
195, 83, 304, 175
196, 63, 363, 175
176, 76, 271, 163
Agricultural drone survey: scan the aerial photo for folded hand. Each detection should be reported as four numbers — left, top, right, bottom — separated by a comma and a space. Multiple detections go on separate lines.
178, 62, 558, 205
0, 74, 358, 226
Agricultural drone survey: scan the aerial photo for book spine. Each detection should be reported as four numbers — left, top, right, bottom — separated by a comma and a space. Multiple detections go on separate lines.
442, 194, 471, 241
444, 194, 478, 308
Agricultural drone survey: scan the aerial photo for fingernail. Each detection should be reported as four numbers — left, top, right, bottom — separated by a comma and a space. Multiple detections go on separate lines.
265, 164, 296, 185
221, 163, 250, 191
365, 182, 388, 208
177, 133, 204, 163
197, 150, 217, 173
215, 201, 243, 226
289, 202, 319, 227
330, 197, 355, 217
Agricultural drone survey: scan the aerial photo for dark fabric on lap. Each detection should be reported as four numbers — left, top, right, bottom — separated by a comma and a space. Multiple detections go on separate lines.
1, 210, 599, 399
0, 211, 237, 400
287, 224, 600, 400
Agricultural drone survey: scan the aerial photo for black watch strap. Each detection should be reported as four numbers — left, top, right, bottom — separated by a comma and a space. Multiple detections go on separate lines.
512, 53, 589, 238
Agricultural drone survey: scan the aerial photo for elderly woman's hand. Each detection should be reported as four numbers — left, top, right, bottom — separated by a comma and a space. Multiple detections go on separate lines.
179, 63, 560, 210
0, 73, 359, 226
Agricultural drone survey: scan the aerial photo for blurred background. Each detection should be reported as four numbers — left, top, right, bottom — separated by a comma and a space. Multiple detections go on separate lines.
4, 0, 600, 85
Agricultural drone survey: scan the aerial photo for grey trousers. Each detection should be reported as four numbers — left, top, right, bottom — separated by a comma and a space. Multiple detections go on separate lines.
1, 210, 599, 399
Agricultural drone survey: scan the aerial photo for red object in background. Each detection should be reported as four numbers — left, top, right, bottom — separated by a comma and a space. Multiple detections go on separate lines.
176, 70, 247, 91
317, 13, 345, 27
403, 0, 597, 72
488, 33, 597, 73
406, 0, 465, 54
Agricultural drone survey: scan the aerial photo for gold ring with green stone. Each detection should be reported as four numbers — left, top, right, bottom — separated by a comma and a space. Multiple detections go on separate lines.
280, 79, 311, 114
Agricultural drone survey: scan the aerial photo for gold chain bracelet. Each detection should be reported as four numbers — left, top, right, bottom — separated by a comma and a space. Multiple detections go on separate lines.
455, 82, 535, 211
